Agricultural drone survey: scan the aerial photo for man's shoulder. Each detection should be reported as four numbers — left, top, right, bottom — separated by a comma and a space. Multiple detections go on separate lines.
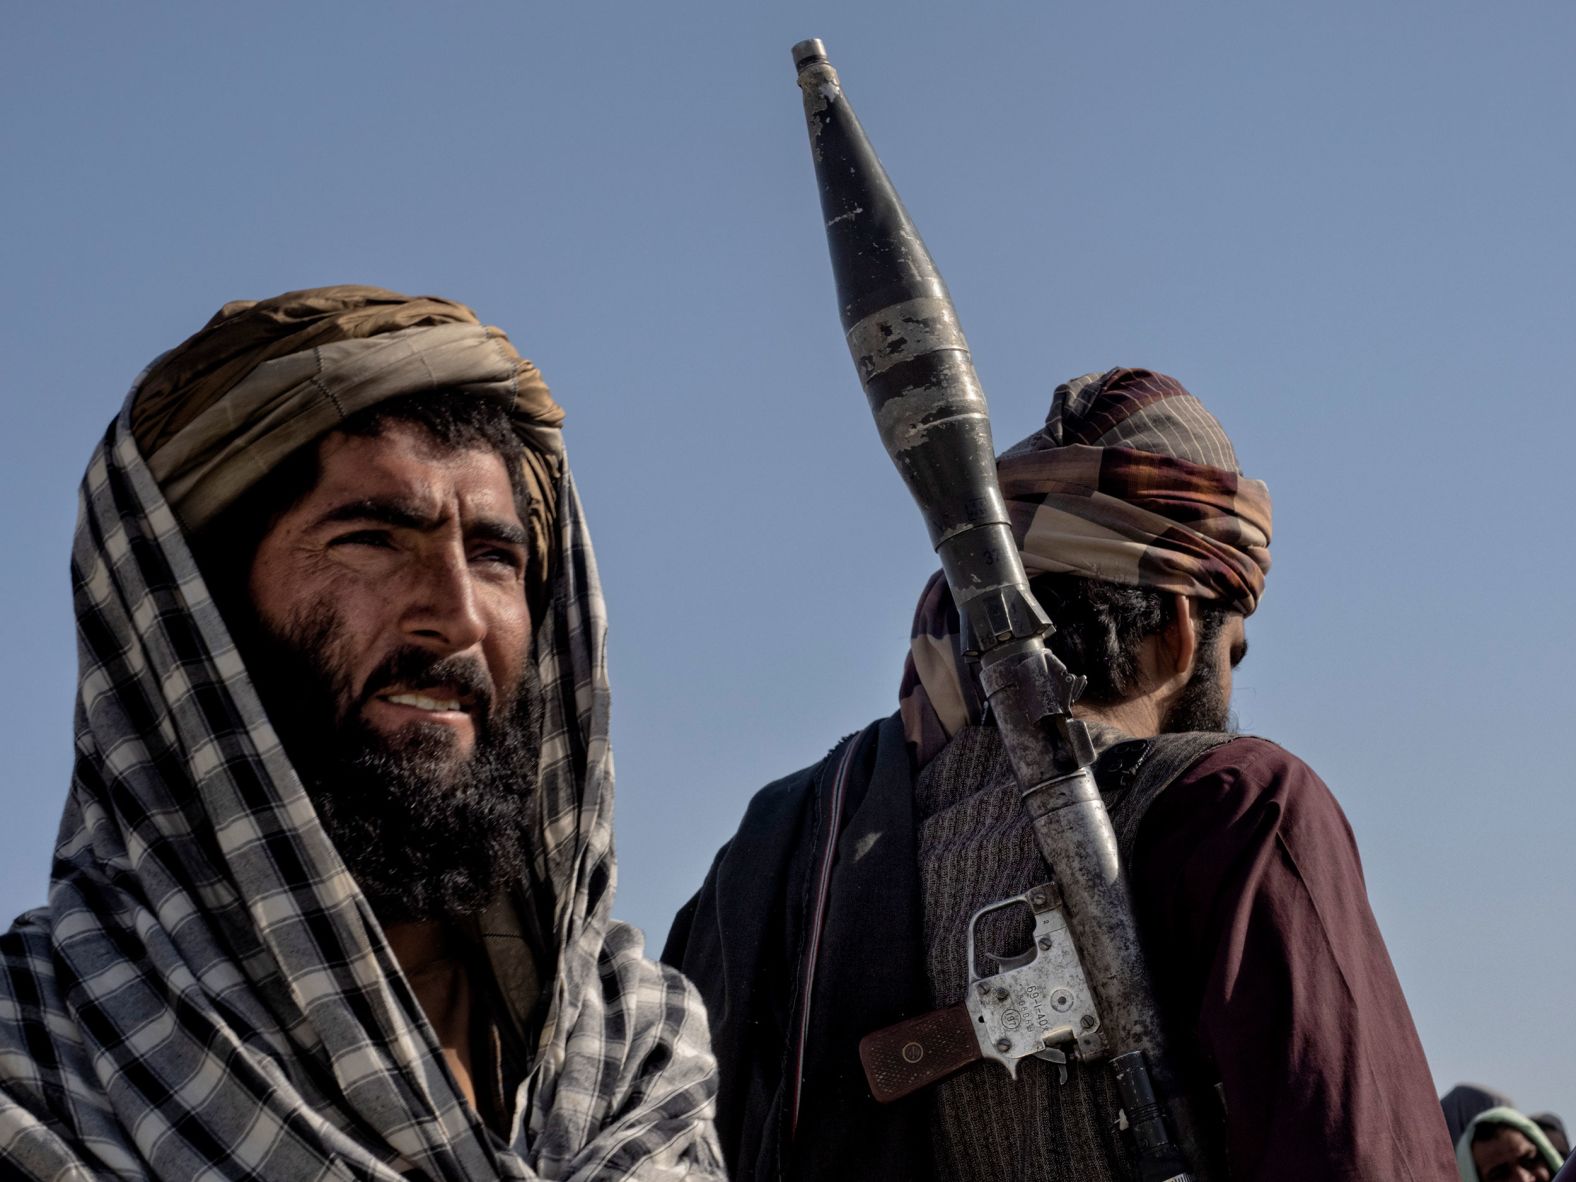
1152, 733, 1352, 841
1183, 733, 1309, 773
596, 919, 710, 1012
0, 909, 60, 1091
734, 716, 890, 828
0, 907, 53, 987
1181, 734, 1327, 788
662, 716, 895, 967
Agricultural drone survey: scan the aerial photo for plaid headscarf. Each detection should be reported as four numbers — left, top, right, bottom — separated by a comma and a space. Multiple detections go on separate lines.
0, 289, 723, 1180
899, 368, 1273, 766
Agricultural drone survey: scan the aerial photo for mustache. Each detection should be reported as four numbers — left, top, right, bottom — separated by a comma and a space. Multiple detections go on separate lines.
354, 648, 496, 721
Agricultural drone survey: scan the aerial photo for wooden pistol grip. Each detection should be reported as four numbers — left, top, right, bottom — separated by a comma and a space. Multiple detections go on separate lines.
858, 1003, 982, 1103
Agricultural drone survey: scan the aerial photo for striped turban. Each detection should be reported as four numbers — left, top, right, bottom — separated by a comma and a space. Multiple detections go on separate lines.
899, 368, 1273, 764
130, 285, 566, 602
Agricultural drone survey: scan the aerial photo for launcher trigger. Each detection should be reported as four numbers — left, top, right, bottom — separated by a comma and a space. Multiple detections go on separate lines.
1034, 1045, 1069, 1085
986, 947, 1036, 973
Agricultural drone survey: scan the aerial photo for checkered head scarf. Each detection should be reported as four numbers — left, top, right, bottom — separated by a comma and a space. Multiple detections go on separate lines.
899, 367, 1273, 766
0, 287, 723, 1180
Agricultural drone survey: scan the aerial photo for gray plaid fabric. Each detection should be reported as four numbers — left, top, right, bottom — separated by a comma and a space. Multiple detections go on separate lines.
0, 397, 723, 1179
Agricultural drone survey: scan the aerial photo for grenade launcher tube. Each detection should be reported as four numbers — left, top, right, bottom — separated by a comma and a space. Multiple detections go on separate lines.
792, 38, 1217, 1181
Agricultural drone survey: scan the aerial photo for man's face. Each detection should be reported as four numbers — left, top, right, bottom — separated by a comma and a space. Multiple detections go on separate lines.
249, 422, 532, 764
1472, 1126, 1552, 1182
1162, 610, 1246, 733
243, 422, 541, 923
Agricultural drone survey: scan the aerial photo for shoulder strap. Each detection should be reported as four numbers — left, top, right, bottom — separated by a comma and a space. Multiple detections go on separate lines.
785, 727, 867, 1138
1092, 731, 1238, 1173
1095, 732, 1238, 856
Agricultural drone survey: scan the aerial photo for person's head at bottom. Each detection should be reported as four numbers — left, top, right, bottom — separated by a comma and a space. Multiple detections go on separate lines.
1473, 1124, 1552, 1182
1460, 1108, 1565, 1182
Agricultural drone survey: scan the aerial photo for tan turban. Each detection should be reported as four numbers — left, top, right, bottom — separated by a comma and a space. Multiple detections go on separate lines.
131, 285, 566, 595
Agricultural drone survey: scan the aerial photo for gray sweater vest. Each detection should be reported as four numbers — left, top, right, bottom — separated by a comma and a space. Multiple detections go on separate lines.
915, 724, 1231, 1182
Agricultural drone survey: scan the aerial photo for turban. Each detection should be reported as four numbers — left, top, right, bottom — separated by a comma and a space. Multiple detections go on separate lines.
899, 368, 1273, 765
131, 284, 565, 599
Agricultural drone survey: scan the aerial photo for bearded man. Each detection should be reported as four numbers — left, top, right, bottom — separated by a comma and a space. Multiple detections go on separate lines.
0, 287, 724, 1180
665, 369, 1456, 1180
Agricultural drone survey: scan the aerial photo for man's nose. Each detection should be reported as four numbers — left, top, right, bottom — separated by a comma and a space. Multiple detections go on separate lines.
400, 546, 487, 652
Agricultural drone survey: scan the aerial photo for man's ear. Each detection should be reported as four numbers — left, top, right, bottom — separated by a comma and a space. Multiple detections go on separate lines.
1158, 593, 1199, 684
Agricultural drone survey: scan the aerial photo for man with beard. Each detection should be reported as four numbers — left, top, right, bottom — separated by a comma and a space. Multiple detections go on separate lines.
665, 369, 1455, 1180
0, 287, 724, 1180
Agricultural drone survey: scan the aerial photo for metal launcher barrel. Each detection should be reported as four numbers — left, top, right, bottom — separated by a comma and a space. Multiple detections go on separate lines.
789, 37, 1052, 665
791, 38, 1217, 1181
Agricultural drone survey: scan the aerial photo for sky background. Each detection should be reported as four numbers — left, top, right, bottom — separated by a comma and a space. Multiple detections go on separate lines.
4, 1, 1572, 1132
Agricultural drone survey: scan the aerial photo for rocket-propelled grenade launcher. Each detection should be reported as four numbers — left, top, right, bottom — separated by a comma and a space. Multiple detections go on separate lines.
789, 38, 1058, 673
791, 38, 1217, 1182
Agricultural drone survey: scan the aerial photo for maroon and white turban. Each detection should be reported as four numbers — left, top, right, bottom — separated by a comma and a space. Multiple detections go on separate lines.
899, 367, 1273, 765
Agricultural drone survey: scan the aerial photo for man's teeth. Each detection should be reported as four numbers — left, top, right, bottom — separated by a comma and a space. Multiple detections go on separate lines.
385, 693, 462, 712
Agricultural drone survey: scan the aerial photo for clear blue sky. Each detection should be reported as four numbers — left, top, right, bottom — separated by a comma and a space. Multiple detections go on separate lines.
4, 1, 1572, 1128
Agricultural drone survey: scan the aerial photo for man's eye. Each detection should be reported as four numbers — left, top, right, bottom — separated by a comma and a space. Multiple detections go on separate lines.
473, 547, 525, 570
330, 530, 393, 549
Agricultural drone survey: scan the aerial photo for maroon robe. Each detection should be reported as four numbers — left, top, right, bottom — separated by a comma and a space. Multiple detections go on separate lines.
1134, 739, 1456, 1178
666, 717, 1457, 1180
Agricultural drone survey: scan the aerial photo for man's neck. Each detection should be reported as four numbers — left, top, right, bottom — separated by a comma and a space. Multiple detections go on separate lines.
1073, 698, 1162, 740
384, 920, 450, 974
384, 920, 483, 1115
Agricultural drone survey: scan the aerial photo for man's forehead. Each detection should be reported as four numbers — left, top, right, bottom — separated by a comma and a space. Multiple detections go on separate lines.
308, 425, 521, 521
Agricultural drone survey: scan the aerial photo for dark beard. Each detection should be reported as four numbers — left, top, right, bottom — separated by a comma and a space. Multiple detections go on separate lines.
242, 605, 544, 925
1161, 649, 1235, 734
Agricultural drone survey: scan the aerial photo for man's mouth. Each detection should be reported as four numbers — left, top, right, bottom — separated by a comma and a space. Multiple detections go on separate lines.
352, 650, 495, 741
374, 685, 477, 716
